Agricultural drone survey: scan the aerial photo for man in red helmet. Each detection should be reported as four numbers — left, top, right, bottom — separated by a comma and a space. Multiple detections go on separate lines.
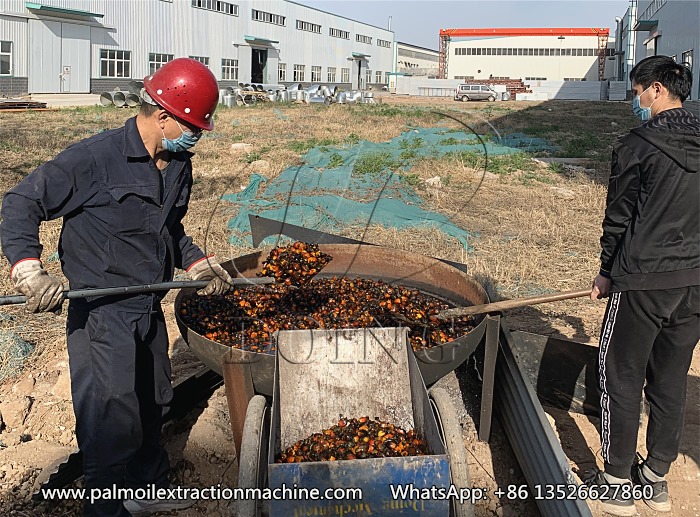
1, 58, 231, 516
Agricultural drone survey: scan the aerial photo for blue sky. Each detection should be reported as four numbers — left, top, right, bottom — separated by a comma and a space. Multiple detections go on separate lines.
295, 1, 630, 50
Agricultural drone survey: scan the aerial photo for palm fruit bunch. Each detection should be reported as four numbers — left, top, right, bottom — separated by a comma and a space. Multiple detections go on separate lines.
276, 416, 428, 463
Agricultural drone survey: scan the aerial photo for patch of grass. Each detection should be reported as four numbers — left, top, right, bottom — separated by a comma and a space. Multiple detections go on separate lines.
444, 150, 484, 168
346, 133, 360, 145
439, 137, 462, 146
520, 170, 555, 185
244, 152, 261, 163
400, 173, 422, 186
327, 153, 344, 169
287, 137, 340, 153
352, 151, 400, 175
398, 137, 424, 150
521, 125, 561, 137
230, 134, 244, 143
558, 131, 603, 158
548, 162, 565, 174
487, 153, 537, 175
400, 148, 419, 160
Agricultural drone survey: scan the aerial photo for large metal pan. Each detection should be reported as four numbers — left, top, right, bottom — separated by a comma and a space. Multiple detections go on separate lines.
174, 244, 489, 395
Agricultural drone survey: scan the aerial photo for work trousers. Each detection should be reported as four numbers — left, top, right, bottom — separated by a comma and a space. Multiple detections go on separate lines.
597, 286, 699, 479
67, 302, 174, 517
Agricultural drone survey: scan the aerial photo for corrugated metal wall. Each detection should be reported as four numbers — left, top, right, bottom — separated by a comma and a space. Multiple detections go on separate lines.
0, 9, 28, 77
1, 0, 395, 88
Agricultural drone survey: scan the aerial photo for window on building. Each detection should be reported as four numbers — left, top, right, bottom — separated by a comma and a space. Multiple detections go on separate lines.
517, 48, 523, 56
311, 65, 321, 82
100, 49, 131, 78
189, 56, 209, 68
341, 67, 350, 83
293, 64, 305, 82
384, 71, 390, 84
296, 20, 321, 33
365, 68, 372, 84
356, 34, 372, 44
221, 58, 238, 80
0, 41, 12, 75
377, 39, 391, 48
148, 53, 173, 74
327, 66, 336, 82
563, 78, 584, 81
375, 70, 382, 83
525, 77, 547, 81
251, 8, 285, 26
486, 48, 492, 55
682, 49, 693, 70
329, 27, 350, 39
191, 0, 238, 15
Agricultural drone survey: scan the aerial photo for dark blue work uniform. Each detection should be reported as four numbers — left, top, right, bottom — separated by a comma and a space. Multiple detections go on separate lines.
1, 117, 206, 516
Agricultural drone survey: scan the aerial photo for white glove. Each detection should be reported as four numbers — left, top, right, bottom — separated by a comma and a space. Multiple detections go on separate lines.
187, 256, 234, 296
11, 259, 65, 313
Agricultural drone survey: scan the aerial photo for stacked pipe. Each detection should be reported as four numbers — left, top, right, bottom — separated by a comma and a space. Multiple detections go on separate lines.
216, 83, 379, 107
99, 80, 143, 108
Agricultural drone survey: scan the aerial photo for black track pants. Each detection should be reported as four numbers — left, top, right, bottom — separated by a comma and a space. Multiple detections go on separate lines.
67, 303, 173, 517
597, 286, 699, 479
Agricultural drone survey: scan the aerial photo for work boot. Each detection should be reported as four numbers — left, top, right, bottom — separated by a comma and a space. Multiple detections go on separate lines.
123, 486, 197, 516
583, 469, 637, 516
631, 455, 671, 513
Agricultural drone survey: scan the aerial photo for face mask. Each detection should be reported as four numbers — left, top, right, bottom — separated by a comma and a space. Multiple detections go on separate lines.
161, 119, 202, 152
632, 85, 657, 121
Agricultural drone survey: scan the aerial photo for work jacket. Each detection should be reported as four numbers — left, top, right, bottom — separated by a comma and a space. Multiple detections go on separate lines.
600, 108, 700, 291
0, 116, 205, 312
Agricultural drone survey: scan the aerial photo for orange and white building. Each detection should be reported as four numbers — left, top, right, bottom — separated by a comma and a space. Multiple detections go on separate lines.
439, 28, 616, 82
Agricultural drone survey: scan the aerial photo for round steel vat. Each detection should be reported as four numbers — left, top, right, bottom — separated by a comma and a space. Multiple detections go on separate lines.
175, 244, 489, 395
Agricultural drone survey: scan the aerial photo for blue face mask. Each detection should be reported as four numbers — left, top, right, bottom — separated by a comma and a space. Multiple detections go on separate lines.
161, 119, 202, 152
632, 86, 656, 121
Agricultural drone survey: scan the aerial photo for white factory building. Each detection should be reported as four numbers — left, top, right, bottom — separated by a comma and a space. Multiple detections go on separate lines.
614, 0, 699, 99
0, 0, 395, 96
441, 28, 616, 82
396, 41, 439, 78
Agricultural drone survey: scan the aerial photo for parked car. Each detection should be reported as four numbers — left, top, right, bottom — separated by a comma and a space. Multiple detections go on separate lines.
454, 84, 498, 102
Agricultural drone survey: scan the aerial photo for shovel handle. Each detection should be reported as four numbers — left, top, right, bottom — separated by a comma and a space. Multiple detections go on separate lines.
0, 278, 275, 306
436, 288, 591, 319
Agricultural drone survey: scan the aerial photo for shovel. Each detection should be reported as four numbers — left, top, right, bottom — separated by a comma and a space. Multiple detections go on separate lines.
0, 277, 276, 306
436, 288, 591, 319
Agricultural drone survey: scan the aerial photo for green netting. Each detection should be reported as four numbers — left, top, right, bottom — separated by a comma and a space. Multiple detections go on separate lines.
0, 330, 34, 383
224, 127, 556, 248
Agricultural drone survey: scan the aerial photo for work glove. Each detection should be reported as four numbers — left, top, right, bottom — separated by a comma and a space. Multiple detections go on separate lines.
187, 256, 234, 296
11, 259, 65, 313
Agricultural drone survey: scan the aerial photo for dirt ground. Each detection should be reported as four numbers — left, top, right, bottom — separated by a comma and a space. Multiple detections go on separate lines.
0, 96, 697, 517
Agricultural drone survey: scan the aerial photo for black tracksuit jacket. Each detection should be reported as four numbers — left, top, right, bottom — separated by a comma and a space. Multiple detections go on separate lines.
600, 108, 700, 292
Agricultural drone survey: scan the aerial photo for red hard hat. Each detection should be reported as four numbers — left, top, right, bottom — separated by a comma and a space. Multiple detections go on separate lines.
143, 58, 219, 131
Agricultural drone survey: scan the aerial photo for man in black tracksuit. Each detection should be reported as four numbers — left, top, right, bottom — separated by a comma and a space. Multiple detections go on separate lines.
588, 56, 699, 516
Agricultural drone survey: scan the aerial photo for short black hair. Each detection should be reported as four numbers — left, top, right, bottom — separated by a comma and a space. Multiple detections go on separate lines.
139, 101, 162, 116
630, 55, 693, 102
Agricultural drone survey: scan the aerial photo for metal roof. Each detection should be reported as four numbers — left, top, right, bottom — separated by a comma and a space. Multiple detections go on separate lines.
439, 28, 610, 37
25, 1, 103, 18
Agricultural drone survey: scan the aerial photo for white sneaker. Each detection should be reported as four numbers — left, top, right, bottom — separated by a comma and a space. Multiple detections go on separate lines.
123, 490, 196, 516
